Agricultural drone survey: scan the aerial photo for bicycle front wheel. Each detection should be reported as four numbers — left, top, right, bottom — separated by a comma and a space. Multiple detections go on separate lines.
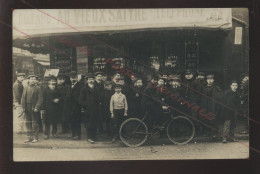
119, 118, 148, 147
167, 116, 195, 145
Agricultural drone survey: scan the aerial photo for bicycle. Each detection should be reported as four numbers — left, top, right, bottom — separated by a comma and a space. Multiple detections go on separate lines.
119, 107, 195, 147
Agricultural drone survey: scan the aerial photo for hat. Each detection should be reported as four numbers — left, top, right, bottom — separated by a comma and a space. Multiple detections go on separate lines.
197, 72, 205, 76
17, 72, 26, 77
94, 71, 103, 76
27, 75, 38, 79
240, 72, 249, 79
69, 71, 77, 78
171, 75, 181, 81
86, 73, 94, 79
57, 73, 66, 79
114, 84, 122, 89
118, 76, 125, 80
185, 70, 193, 75
104, 81, 112, 86
206, 74, 215, 79
230, 80, 238, 85
151, 74, 158, 81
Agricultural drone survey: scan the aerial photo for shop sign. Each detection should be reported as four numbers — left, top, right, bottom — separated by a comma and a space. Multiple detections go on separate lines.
13, 8, 232, 38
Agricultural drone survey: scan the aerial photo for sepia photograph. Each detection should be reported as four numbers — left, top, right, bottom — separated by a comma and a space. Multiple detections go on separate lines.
12, 8, 249, 161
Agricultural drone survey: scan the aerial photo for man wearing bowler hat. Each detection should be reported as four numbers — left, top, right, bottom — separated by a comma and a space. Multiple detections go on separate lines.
63, 71, 84, 140
13, 72, 26, 134
21, 75, 43, 143
79, 73, 99, 143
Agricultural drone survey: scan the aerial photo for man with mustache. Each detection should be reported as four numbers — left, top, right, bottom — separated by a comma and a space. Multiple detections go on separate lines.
64, 71, 84, 140
79, 73, 99, 143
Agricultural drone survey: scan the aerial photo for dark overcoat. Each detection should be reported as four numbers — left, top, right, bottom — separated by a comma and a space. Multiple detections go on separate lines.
63, 82, 83, 122
182, 79, 196, 102
200, 84, 223, 121
56, 84, 69, 121
129, 86, 145, 118
42, 87, 62, 124
79, 85, 99, 128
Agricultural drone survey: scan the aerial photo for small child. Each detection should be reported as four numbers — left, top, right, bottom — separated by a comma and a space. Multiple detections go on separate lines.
110, 84, 128, 143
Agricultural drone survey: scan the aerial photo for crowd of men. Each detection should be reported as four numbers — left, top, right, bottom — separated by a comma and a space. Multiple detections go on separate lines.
13, 69, 249, 144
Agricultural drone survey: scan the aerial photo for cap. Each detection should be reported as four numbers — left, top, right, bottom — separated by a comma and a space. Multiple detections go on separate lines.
230, 80, 238, 85
94, 71, 103, 76
197, 72, 205, 76
114, 84, 122, 89
57, 73, 66, 79
86, 73, 94, 79
158, 75, 165, 81
240, 72, 249, 79
151, 74, 158, 81
206, 74, 215, 79
27, 75, 38, 79
104, 81, 112, 86
118, 76, 125, 80
69, 71, 77, 78
17, 72, 26, 77
185, 69, 193, 75
171, 75, 181, 81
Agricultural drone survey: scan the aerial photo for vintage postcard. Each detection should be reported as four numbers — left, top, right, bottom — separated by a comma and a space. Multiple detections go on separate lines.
12, 8, 249, 161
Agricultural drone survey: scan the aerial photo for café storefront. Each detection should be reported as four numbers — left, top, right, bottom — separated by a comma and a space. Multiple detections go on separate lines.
13, 8, 248, 88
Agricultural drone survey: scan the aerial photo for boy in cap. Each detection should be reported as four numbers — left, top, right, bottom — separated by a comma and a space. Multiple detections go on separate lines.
222, 80, 240, 143
110, 84, 128, 143
21, 75, 43, 143
79, 73, 99, 143
13, 72, 26, 134
41, 76, 62, 139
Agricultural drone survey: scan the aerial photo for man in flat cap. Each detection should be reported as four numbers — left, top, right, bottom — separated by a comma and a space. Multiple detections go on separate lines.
13, 72, 26, 134
79, 73, 99, 143
21, 75, 43, 143
200, 73, 223, 139
222, 80, 240, 143
63, 71, 84, 140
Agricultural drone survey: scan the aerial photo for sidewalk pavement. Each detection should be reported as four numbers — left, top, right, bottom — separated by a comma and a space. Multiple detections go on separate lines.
13, 120, 249, 149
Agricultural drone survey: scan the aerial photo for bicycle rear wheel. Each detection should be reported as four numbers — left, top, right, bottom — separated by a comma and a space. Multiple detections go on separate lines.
119, 118, 148, 147
167, 116, 195, 145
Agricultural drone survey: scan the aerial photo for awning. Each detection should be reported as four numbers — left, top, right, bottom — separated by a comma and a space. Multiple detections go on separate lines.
34, 61, 50, 66
13, 8, 232, 39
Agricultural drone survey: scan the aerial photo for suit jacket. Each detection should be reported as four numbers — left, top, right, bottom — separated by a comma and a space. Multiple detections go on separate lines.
21, 84, 43, 111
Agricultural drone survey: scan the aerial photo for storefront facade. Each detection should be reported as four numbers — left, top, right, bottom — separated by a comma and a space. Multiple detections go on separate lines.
13, 8, 248, 88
